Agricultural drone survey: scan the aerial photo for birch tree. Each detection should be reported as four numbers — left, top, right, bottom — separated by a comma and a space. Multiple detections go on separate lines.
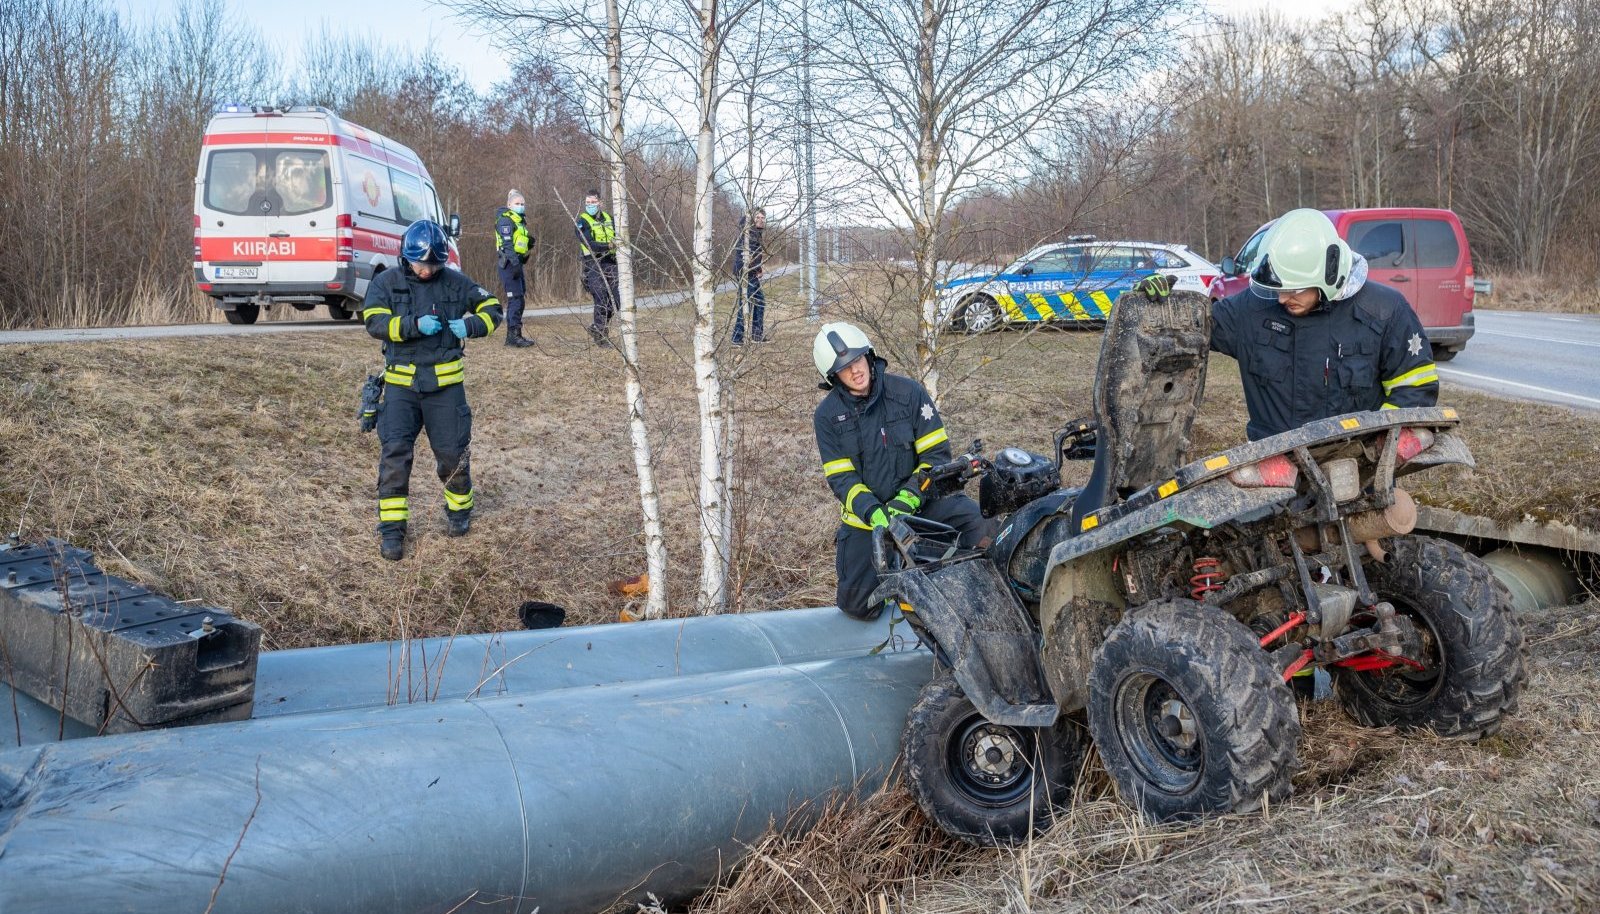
446, 0, 671, 618
812, 0, 1187, 401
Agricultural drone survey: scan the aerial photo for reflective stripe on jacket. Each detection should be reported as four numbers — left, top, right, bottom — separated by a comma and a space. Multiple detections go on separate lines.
576, 211, 616, 259
361, 264, 503, 392
1211, 281, 1438, 441
496, 208, 532, 258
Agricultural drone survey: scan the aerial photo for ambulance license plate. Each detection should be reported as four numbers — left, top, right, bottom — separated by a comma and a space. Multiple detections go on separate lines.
215, 267, 258, 280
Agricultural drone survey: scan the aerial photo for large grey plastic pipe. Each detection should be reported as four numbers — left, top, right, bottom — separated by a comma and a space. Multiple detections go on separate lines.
2, 606, 898, 748
0, 648, 931, 914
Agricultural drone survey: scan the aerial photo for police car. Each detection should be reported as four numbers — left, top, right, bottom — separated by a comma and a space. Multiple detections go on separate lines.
935, 239, 1218, 332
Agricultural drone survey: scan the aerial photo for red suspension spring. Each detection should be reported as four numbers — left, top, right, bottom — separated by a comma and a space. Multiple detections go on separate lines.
1190, 557, 1225, 600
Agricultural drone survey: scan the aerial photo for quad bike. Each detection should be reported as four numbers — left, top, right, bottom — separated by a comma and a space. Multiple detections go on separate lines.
872, 286, 1527, 846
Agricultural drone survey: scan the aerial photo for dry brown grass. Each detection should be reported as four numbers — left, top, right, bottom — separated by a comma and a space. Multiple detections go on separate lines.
3, 267, 1600, 912
695, 601, 1600, 914
1474, 273, 1599, 313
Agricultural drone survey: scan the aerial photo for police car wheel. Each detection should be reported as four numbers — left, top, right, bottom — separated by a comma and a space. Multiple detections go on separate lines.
958, 296, 1000, 334
223, 305, 259, 325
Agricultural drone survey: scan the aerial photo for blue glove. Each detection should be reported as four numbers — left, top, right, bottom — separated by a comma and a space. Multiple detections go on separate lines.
416, 315, 442, 335
448, 318, 468, 339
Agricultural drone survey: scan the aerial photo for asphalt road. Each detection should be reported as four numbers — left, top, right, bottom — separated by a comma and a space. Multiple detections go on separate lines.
1438, 310, 1600, 414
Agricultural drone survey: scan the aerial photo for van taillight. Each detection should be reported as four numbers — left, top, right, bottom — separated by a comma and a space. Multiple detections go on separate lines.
1464, 272, 1475, 306
337, 213, 354, 263
193, 214, 201, 260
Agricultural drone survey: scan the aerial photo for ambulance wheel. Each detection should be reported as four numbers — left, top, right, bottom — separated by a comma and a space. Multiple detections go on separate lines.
224, 305, 259, 325
327, 303, 353, 321
291, 302, 315, 312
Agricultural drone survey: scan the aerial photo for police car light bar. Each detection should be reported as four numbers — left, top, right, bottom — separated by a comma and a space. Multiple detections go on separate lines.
1065, 234, 1097, 243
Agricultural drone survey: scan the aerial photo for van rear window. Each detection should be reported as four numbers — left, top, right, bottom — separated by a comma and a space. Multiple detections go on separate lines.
1410, 219, 1461, 268
1348, 220, 1406, 266
203, 148, 331, 217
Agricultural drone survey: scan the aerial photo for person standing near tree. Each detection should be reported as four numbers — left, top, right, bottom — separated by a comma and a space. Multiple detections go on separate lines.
731, 207, 766, 344
575, 189, 618, 347
495, 189, 535, 349
360, 220, 503, 561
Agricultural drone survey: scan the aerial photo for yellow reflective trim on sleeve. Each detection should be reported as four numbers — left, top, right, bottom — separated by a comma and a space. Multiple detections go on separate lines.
845, 483, 873, 515
914, 427, 949, 454
388, 316, 404, 343
476, 311, 498, 334
823, 458, 857, 477
1204, 456, 1230, 471
840, 509, 872, 530
362, 306, 393, 320
1382, 363, 1439, 394
1158, 480, 1178, 498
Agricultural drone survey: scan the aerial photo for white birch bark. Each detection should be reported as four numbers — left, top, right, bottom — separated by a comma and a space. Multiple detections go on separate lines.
607, 0, 668, 619
692, 0, 730, 614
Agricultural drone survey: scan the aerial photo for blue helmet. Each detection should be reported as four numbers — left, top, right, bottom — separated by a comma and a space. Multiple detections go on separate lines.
401, 220, 451, 266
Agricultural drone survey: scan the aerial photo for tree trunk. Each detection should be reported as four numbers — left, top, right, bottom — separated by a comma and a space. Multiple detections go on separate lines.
914, 0, 941, 403
692, 0, 731, 614
607, 0, 668, 620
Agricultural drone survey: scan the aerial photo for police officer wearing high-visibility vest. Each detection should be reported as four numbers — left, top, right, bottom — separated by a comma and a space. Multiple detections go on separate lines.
575, 189, 618, 347
361, 220, 504, 561
495, 189, 535, 349
1207, 208, 1439, 441
812, 322, 990, 619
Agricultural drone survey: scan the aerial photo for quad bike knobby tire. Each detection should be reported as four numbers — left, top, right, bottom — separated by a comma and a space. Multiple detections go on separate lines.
1088, 599, 1300, 823
1334, 535, 1526, 738
902, 671, 1086, 846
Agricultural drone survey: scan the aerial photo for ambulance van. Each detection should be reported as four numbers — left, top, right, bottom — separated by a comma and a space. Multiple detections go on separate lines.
193, 105, 461, 324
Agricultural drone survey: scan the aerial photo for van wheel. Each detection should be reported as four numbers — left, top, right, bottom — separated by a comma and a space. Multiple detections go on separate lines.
327, 303, 353, 321
290, 302, 315, 312
224, 305, 259, 325
1430, 343, 1458, 362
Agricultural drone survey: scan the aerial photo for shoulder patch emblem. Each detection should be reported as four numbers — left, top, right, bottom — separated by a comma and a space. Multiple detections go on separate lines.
1407, 332, 1423, 356
920, 403, 934, 421
475, 286, 490, 298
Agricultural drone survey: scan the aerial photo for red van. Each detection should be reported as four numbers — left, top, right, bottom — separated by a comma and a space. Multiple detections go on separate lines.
1209, 208, 1479, 360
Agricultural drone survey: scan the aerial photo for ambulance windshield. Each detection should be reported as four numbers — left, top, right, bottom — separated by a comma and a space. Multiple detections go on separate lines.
204, 148, 331, 217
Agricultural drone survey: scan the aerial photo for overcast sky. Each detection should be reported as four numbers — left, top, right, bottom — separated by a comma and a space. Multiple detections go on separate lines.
122, 0, 1347, 94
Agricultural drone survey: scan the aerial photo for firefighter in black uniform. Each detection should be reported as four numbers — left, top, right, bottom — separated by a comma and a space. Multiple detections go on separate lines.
361, 220, 503, 561
811, 322, 990, 619
576, 188, 618, 347
1206, 208, 1439, 440
495, 189, 535, 348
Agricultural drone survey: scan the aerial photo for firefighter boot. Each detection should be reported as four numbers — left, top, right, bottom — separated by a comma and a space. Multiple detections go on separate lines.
380, 529, 406, 561
446, 510, 472, 538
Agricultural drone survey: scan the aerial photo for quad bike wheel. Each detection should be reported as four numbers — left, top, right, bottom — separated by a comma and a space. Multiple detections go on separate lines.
902, 671, 1085, 846
1333, 535, 1526, 738
1088, 599, 1300, 823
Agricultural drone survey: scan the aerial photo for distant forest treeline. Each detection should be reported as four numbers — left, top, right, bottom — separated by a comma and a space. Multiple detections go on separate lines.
2, 0, 1597, 327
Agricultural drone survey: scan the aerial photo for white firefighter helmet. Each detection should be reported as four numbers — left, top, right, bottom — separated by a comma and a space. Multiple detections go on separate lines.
812, 322, 875, 386
1250, 208, 1352, 302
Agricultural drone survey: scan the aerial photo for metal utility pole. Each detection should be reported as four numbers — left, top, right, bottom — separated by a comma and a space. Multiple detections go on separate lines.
801, 0, 819, 320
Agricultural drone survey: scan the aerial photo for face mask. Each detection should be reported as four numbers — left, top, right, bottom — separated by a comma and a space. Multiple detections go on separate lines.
585, 204, 599, 216
511, 204, 524, 215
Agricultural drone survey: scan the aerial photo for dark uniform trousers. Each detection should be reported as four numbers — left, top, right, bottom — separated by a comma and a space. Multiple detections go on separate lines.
834, 494, 988, 620
377, 383, 473, 535
498, 257, 526, 334
584, 258, 619, 332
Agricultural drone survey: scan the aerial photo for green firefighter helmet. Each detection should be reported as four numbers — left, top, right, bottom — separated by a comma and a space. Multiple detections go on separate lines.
1250, 208, 1352, 301
812, 322, 874, 387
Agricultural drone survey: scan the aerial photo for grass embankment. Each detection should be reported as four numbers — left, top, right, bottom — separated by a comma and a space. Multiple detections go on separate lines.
2, 269, 1598, 911
1475, 273, 1599, 313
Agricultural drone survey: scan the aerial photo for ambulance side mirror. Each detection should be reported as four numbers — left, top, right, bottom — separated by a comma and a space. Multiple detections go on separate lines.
447, 213, 462, 239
